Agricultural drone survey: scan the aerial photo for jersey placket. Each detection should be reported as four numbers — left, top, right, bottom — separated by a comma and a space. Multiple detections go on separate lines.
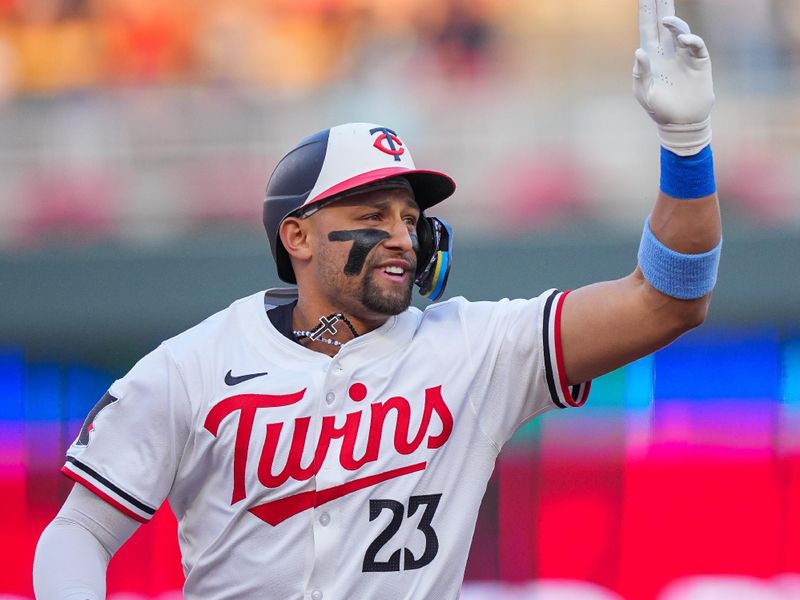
306, 351, 351, 599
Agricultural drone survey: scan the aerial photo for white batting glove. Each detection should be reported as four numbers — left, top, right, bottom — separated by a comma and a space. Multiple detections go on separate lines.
634, 0, 714, 156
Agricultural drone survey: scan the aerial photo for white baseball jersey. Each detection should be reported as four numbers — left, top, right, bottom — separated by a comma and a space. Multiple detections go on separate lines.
62, 289, 590, 599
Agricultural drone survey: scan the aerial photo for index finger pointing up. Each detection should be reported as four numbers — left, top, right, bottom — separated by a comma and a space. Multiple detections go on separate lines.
639, 0, 676, 49
639, 0, 657, 48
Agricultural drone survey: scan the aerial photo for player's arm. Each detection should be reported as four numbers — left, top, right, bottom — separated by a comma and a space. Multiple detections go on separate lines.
33, 484, 140, 599
560, 0, 720, 385
34, 344, 191, 597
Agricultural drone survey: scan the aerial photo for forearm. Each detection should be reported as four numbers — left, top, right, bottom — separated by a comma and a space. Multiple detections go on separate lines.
638, 143, 722, 309
34, 517, 110, 600
33, 484, 140, 599
650, 190, 720, 255
644, 168, 721, 310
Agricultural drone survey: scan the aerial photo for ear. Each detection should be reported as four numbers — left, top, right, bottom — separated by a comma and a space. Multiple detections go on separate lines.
279, 217, 313, 264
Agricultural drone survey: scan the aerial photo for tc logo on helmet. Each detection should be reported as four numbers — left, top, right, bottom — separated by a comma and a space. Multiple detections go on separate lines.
370, 126, 405, 161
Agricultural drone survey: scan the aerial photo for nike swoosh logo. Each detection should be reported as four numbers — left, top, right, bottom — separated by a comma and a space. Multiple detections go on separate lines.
224, 370, 269, 386
249, 462, 426, 526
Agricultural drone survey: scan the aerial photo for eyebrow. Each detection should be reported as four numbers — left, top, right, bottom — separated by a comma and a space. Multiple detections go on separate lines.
347, 197, 420, 212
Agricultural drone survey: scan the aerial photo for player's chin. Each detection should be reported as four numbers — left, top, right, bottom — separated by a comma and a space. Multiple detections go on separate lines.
361, 272, 414, 316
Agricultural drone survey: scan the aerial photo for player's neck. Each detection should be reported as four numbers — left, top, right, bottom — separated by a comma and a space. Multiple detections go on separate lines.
292, 298, 388, 355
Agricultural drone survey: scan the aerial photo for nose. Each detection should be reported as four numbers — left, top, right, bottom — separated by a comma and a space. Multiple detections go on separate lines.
383, 218, 415, 254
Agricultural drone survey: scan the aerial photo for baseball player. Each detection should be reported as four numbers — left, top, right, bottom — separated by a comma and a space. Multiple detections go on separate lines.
33, 2, 720, 598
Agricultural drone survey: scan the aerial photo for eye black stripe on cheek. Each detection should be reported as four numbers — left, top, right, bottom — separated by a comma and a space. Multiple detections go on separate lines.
328, 229, 391, 277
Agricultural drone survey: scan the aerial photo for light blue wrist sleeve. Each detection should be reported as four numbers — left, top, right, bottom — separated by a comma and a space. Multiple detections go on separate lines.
637, 218, 721, 300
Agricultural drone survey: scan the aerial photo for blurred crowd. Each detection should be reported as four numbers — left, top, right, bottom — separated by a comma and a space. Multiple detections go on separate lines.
0, 0, 799, 247
0, 0, 503, 96
1, 0, 800, 98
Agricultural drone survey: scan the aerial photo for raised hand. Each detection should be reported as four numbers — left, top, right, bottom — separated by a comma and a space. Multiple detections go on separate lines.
634, 0, 714, 156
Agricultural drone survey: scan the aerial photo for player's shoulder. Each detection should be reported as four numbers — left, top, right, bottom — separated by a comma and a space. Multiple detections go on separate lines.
416, 296, 484, 330
419, 290, 559, 325
413, 295, 463, 321
160, 291, 264, 360
420, 295, 524, 315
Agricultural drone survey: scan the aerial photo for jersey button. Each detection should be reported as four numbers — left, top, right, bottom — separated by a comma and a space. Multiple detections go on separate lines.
319, 512, 330, 526
311, 590, 323, 600
325, 391, 335, 405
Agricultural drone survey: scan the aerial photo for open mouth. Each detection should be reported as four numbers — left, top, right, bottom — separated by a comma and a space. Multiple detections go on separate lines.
377, 264, 410, 283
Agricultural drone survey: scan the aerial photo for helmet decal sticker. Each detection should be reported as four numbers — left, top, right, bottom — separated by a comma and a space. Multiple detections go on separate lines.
369, 126, 405, 161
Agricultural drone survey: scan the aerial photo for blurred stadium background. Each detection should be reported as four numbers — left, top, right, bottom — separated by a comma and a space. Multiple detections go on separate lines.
2, 0, 800, 598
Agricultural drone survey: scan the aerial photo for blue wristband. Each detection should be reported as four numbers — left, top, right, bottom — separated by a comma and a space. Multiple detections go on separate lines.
637, 218, 721, 300
660, 145, 716, 200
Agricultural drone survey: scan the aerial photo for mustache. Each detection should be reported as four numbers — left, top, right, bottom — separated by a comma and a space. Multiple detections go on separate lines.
368, 253, 417, 273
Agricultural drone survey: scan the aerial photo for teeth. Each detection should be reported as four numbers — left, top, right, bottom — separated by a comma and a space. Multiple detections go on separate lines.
384, 266, 404, 275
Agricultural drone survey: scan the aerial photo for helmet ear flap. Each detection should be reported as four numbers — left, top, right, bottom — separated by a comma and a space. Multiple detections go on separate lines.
414, 216, 453, 301
415, 215, 435, 277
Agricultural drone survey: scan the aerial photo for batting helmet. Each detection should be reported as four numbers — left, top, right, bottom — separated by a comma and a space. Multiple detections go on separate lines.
263, 122, 456, 299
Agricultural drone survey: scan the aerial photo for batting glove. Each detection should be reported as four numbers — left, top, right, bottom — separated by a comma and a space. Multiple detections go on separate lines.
633, 0, 714, 156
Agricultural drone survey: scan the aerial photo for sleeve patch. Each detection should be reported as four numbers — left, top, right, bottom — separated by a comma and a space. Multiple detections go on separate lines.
76, 392, 119, 447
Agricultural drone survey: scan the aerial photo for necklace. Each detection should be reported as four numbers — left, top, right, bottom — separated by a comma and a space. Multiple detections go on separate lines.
292, 312, 359, 347
292, 331, 343, 347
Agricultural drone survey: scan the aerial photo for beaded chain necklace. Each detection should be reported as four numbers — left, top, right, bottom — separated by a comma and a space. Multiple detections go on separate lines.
292, 312, 359, 347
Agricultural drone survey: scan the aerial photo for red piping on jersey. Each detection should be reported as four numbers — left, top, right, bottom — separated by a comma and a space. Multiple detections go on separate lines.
61, 466, 148, 524
249, 461, 426, 526
553, 290, 589, 408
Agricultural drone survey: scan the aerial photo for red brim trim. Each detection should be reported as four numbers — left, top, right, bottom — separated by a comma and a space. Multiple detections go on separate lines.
61, 466, 148, 524
305, 167, 456, 210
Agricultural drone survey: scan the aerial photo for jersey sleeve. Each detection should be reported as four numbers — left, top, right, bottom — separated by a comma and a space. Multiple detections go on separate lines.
61, 344, 192, 523
457, 289, 591, 447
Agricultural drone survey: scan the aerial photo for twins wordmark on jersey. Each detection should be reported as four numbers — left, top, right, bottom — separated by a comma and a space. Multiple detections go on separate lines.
203, 380, 453, 526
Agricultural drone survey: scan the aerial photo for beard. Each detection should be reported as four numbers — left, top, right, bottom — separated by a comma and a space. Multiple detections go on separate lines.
359, 265, 414, 315
315, 242, 416, 318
